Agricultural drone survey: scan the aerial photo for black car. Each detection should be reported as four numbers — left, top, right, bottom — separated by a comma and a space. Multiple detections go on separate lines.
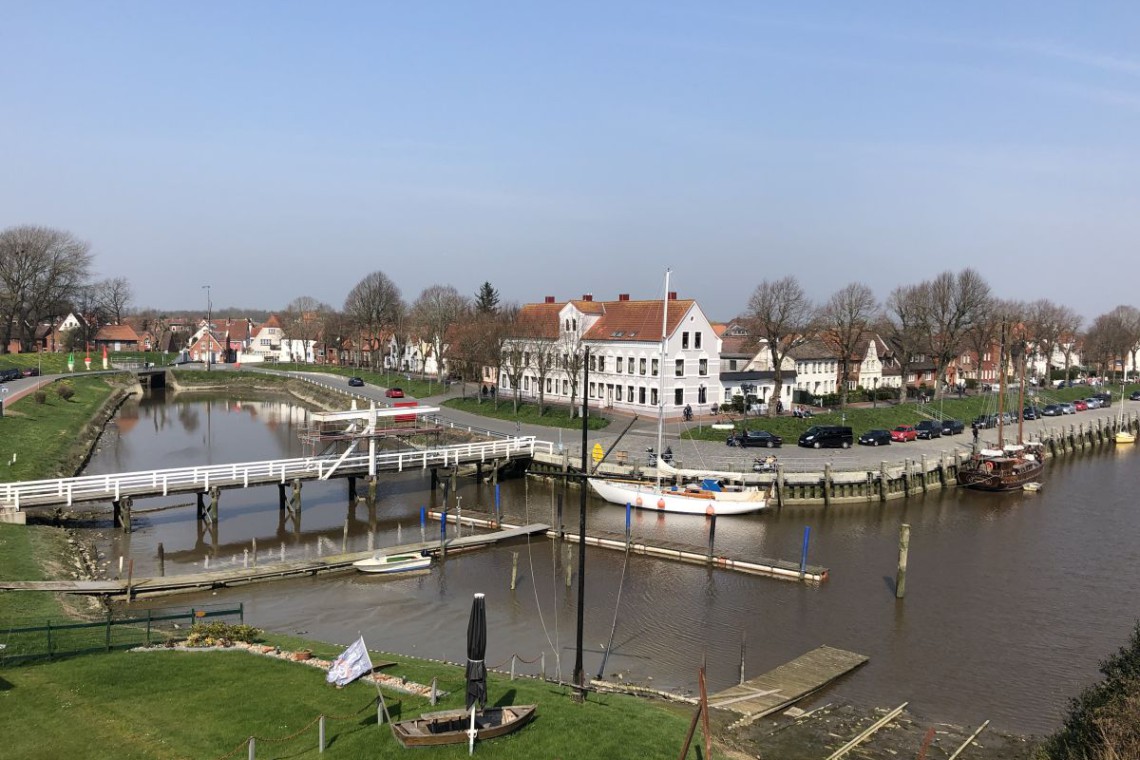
732, 429, 782, 448
798, 425, 853, 449
1131, 390, 1140, 401
347, 376, 365, 387
1093, 392, 1112, 407
21, 367, 40, 377
1022, 406, 1040, 420
941, 418, 965, 435
914, 420, 942, 439
0, 367, 20, 382
972, 415, 998, 429
858, 429, 892, 446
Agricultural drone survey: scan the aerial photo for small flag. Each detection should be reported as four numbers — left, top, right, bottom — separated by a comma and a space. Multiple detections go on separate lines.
326, 636, 373, 687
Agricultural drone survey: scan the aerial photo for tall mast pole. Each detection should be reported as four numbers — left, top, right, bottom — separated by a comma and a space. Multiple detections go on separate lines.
656, 269, 670, 487
573, 347, 589, 699
996, 322, 1006, 448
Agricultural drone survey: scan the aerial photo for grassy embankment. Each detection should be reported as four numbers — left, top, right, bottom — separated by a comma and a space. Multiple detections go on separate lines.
0, 366, 699, 759
683, 384, 1138, 443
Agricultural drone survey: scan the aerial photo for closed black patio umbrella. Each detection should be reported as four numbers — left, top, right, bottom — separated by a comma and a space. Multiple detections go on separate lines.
465, 593, 487, 712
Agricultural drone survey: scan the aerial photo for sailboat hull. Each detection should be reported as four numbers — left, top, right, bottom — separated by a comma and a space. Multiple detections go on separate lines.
588, 477, 768, 515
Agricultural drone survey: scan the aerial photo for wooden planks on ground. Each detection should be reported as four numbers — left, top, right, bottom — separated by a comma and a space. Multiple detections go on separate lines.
708, 645, 868, 721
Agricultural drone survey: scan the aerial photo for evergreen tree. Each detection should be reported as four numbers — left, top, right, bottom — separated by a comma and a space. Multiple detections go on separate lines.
475, 282, 500, 314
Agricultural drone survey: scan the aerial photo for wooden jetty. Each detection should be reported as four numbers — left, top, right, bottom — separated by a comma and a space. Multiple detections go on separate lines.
429, 510, 828, 583
0, 524, 549, 599
708, 645, 868, 722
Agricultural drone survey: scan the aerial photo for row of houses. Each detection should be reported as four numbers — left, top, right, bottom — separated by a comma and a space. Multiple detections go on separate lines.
496, 292, 1088, 417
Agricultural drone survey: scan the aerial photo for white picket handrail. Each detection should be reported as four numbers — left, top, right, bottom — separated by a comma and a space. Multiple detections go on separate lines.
0, 437, 550, 510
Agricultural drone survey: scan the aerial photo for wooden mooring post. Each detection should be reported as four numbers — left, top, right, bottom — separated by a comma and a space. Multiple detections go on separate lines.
775, 465, 785, 509
896, 523, 910, 599
113, 496, 133, 533
879, 461, 888, 502
822, 463, 832, 508
510, 552, 518, 590
920, 454, 928, 493
157, 542, 165, 577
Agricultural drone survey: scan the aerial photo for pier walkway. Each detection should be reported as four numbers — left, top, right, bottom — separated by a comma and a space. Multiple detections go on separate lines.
429, 509, 828, 583
0, 523, 549, 599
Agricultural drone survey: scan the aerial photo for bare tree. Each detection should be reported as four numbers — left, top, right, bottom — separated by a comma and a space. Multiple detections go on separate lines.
343, 271, 403, 370
528, 336, 558, 416
883, 284, 928, 402
410, 285, 469, 380
560, 328, 587, 419
0, 225, 93, 353
740, 277, 816, 417
1057, 306, 1084, 383
963, 296, 1000, 388
1024, 299, 1066, 384
93, 276, 133, 324
818, 282, 877, 410
500, 310, 530, 414
920, 269, 992, 399
281, 295, 332, 363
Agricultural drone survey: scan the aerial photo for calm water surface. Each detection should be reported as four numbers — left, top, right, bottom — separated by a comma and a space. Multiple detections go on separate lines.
83, 391, 1140, 735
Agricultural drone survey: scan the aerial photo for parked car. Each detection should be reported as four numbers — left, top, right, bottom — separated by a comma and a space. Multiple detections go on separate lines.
21, 367, 40, 377
1072, 399, 1088, 412
347, 377, 365, 387
1042, 404, 1063, 416
1083, 397, 1102, 409
914, 420, 942, 439
858, 429, 892, 446
1022, 406, 1040, 420
941, 418, 965, 435
1131, 390, 1140, 401
890, 425, 917, 442
0, 367, 20, 382
1060, 403, 1076, 415
733, 429, 782, 448
1093, 392, 1112, 407
972, 415, 998, 429
385, 387, 405, 398
797, 425, 853, 449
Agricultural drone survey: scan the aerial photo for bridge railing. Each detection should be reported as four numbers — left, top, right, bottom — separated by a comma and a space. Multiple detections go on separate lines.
0, 437, 551, 509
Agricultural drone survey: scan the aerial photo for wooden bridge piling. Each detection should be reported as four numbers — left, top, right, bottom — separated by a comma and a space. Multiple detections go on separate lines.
822, 463, 832, 509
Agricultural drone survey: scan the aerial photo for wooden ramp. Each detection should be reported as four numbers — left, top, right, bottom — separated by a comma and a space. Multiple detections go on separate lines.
708, 645, 868, 720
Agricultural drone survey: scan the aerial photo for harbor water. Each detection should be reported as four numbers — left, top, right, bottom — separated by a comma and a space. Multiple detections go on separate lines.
81, 391, 1140, 735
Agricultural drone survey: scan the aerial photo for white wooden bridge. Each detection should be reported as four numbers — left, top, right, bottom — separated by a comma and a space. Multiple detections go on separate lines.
0, 436, 552, 512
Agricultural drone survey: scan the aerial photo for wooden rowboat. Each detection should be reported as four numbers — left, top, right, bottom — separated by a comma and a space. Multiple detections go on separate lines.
392, 704, 536, 748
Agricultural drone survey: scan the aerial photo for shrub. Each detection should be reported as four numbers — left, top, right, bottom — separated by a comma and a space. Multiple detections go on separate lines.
34, 391, 47, 404
56, 383, 75, 401
183, 622, 263, 648
1042, 622, 1140, 759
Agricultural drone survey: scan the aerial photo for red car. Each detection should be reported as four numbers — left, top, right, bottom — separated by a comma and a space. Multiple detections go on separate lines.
1071, 399, 1088, 411
890, 425, 917, 442
385, 387, 405, 398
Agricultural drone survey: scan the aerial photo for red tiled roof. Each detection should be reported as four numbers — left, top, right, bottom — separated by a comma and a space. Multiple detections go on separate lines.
515, 303, 563, 339
94, 324, 141, 342
581, 299, 694, 343
262, 314, 283, 328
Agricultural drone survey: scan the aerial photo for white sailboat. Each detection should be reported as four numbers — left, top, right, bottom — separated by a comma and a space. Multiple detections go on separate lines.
586, 270, 768, 516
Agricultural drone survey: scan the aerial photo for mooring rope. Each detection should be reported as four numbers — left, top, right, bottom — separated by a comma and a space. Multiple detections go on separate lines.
521, 476, 560, 680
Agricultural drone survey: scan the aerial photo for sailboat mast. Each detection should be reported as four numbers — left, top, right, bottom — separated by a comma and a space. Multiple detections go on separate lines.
996, 322, 1007, 448
1016, 348, 1026, 445
657, 269, 670, 486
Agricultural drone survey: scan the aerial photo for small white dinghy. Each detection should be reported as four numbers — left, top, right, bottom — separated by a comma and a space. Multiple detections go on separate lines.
1022, 482, 1043, 493
352, 551, 431, 574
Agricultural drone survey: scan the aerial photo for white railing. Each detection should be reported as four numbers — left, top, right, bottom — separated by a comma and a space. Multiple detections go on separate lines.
0, 437, 551, 510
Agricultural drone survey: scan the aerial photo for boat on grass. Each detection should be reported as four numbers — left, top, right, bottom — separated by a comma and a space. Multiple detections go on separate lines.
392, 704, 536, 748
351, 551, 430, 574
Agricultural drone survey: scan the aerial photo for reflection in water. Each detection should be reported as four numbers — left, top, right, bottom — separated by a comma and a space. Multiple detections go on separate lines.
79, 393, 1140, 735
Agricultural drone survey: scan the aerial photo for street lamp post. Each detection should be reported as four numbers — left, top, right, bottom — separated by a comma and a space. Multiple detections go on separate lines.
202, 285, 212, 370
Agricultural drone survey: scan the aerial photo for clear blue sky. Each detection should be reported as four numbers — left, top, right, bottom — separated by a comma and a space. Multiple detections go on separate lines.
3, 2, 1137, 322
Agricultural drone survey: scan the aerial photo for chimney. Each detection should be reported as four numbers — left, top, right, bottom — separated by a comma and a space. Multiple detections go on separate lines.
582, 294, 593, 302
618, 293, 630, 301
668, 291, 678, 300
544, 296, 555, 304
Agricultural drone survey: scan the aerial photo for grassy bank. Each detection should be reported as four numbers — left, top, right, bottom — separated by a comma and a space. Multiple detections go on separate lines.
444, 397, 611, 430
0, 645, 700, 759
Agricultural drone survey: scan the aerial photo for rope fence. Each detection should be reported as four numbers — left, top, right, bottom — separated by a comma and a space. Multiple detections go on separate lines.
213, 697, 381, 760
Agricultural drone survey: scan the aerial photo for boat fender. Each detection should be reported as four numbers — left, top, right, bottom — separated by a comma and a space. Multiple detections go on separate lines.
656, 498, 666, 509
705, 505, 715, 516
983, 461, 993, 473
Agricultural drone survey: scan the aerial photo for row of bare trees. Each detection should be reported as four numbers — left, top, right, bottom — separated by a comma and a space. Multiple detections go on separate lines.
0, 225, 136, 353
739, 269, 1100, 417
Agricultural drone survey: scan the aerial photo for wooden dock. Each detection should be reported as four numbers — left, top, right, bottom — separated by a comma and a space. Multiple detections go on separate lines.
0, 524, 549, 598
708, 645, 869, 720
429, 510, 828, 583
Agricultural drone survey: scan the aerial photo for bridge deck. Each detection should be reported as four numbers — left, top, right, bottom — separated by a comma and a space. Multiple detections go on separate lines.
708, 645, 869, 718
0, 437, 549, 510
0, 524, 549, 598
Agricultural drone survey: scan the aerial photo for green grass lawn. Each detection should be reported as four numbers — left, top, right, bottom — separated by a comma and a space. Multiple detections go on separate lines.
0, 646, 704, 759
443, 397, 611, 430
